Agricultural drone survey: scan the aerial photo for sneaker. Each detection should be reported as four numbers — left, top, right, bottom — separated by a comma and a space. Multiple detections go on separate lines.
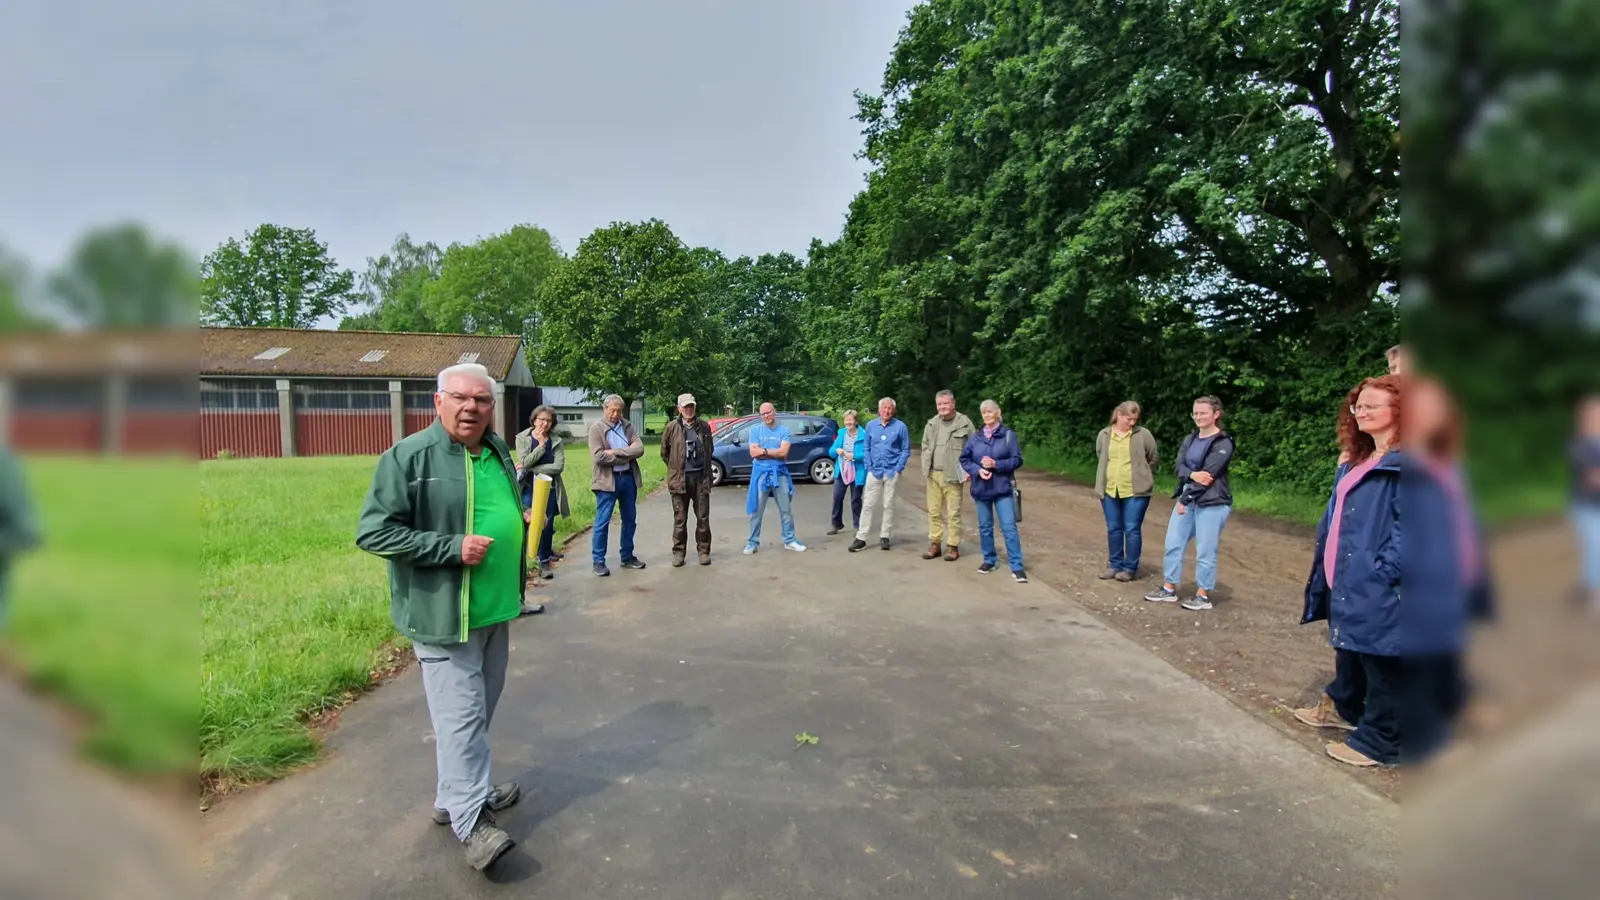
672, 553, 686, 568
977, 562, 995, 574
518, 600, 544, 616
1144, 586, 1177, 603
434, 782, 522, 825
550, 550, 565, 561
538, 562, 553, 580
620, 557, 647, 570
1326, 740, 1380, 768
827, 526, 843, 535
744, 544, 759, 555
699, 551, 711, 566
1097, 568, 1118, 580
1292, 695, 1356, 732
1012, 569, 1028, 583
848, 539, 867, 553
1114, 571, 1133, 583
784, 540, 807, 552
463, 807, 516, 872
1180, 594, 1213, 611
593, 563, 610, 577
879, 538, 891, 551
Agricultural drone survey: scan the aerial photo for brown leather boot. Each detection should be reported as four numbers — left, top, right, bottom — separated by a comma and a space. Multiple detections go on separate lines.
944, 545, 959, 562
922, 541, 942, 560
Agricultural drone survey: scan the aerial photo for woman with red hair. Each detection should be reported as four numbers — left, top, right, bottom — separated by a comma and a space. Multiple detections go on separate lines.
1294, 375, 1405, 767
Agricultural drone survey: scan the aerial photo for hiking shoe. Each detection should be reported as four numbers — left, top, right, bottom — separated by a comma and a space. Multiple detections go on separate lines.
593, 563, 611, 577
620, 557, 646, 570
672, 553, 686, 567
1144, 586, 1177, 603
1012, 569, 1028, 583
827, 526, 843, 535
1326, 741, 1380, 768
977, 562, 996, 574
744, 544, 759, 555
784, 540, 807, 552
1114, 571, 1134, 582
944, 545, 959, 562
538, 562, 553, 580
518, 600, 544, 616
699, 551, 711, 566
922, 542, 942, 560
1097, 568, 1118, 580
848, 539, 867, 553
1180, 594, 1213, 611
879, 538, 891, 551
1292, 695, 1356, 732
434, 782, 523, 825
550, 550, 564, 561
463, 807, 516, 871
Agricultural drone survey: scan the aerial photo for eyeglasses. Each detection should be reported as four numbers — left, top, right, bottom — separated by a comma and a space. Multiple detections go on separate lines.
1350, 404, 1390, 415
442, 390, 494, 408
535, 417, 555, 425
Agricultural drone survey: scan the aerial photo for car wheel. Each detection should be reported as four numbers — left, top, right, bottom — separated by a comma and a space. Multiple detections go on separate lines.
710, 460, 725, 487
810, 457, 835, 484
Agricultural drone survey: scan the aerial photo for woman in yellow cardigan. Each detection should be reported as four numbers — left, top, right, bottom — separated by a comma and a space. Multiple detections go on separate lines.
1094, 401, 1160, 581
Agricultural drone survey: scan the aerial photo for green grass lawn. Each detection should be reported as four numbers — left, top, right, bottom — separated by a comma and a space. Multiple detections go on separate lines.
199, 445, 666, 785
4, 457, 194, 776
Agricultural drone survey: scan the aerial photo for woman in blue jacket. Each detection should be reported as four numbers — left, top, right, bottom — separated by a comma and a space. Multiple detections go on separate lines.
1295, 375, 1404, 767
959, 400, 1027, 583
827, 409, 869, 535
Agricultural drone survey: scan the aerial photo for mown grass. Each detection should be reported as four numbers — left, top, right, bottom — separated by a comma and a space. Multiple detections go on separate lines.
200, 446, 667, 785
4, 457, 194, 776
1023, 446, 1330, 527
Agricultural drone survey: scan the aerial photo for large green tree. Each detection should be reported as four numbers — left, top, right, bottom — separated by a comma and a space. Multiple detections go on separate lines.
700, 250, 815, 409
46, 223, 198, 329
200, 224, 356, 328
424, 224, 563, 335
0, 245, 49, 333
534, 220, 723, 415
338, 233, 443, 332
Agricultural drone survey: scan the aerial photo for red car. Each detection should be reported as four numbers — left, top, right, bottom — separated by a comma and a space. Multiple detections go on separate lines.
709, 414, 756, 434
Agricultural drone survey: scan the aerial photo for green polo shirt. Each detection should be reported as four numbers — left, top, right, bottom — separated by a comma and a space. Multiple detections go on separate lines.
467, 447, 524, 630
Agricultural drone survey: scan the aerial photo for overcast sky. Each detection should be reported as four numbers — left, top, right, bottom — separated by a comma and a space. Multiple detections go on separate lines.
0, 0, 915, 278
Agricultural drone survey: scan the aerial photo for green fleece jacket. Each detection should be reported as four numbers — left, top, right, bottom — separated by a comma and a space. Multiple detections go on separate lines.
356, 420, 527, 645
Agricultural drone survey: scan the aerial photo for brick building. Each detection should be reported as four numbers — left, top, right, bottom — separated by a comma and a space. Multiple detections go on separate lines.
200, 327, 535, 459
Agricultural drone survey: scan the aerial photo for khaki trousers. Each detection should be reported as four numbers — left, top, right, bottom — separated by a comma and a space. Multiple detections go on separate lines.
926, 472, 964, 546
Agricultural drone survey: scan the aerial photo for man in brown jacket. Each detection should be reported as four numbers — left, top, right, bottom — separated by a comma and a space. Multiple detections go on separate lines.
587, 394, 648, 576
660, 392, 715, 566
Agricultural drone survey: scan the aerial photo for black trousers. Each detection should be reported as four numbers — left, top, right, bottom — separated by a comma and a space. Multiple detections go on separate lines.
831, 479, 864, 529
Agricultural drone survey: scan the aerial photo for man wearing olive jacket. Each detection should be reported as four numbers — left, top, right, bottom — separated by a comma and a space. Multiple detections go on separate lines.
355, 363, 528, 874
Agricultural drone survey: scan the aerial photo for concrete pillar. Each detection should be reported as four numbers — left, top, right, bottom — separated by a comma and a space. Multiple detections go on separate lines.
494, 380, 507, 437
277, 379, 295, 457
103, 374, 127, 454
389, 380, 404, 445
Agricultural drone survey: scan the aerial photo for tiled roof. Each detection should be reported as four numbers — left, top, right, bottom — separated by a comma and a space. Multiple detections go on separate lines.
201, 327, 524, 380
0, 329, 195, 376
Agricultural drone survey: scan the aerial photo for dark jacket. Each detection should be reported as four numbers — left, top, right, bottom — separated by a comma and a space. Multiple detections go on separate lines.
1397, 458, 1495, 656
0, 448, 41, 617
514, 428, 571, 517
1173, 430, 1235, 507
356, 420, 526, 645
959, 424, 1022, 502
1301, 450, 1402, 657
660, 416, 715, 493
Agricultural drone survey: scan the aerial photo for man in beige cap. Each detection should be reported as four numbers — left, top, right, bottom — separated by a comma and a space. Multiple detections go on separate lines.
660, 392, 716, 565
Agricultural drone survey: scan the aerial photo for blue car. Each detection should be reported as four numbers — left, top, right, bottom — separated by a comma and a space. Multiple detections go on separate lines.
710, 414, 839, 486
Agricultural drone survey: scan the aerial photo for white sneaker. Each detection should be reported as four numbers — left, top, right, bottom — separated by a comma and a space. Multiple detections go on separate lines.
784, 541, 807, 552
743, 544, 758, 555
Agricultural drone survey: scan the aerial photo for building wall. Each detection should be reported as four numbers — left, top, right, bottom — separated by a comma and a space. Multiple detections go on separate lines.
553, 406, 600, 437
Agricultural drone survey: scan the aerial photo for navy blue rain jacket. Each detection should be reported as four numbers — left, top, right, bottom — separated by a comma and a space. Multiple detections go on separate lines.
1302, 450, 1403, 656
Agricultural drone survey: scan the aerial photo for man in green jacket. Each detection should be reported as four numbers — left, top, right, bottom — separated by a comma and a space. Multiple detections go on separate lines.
0, 445, 40, 631
355, 363, 528, 873
921, 390, 974, 562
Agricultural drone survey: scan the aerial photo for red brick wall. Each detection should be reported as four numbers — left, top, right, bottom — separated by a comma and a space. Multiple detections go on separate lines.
294, 410, 393, 456
200, 411, 281, 458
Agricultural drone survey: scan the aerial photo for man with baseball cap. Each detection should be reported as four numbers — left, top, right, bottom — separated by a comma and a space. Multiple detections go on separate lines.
660, 392, 715, 566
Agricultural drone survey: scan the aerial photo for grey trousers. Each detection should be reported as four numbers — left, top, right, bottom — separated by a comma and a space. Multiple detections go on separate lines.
414, 622, 510, 841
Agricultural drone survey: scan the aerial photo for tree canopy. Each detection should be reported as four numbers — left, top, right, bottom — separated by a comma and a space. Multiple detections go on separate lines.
201, 224, 356, 328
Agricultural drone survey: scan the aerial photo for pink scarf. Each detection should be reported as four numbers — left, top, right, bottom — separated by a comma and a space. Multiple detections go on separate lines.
1424, 458, 1481, 584
838, 428, 858, 483
1325, 456, 1382, 588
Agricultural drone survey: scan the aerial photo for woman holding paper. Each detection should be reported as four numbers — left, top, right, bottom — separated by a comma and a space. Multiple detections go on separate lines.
515, 405, 571, 583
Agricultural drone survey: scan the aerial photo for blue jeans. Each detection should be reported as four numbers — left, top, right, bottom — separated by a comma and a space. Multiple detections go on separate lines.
1100, 494, 1151, 574
748, 485, 797, 547
1162, 502, 1232, 591
1574, 503, 1600, 590
975, 495, 1024, 572
592, 471, 638, 564
523, 482, 559, 563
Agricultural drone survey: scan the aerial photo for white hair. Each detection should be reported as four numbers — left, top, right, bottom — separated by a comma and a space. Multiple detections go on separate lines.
980, 399, 1001, 415
602, 393, 628, 410
437, 363, 494, 393
878, 397, 896, 408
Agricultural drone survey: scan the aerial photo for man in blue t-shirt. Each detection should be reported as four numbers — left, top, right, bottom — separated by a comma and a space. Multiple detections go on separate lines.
744, 402, 807, 554
851, 396, 911, 552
